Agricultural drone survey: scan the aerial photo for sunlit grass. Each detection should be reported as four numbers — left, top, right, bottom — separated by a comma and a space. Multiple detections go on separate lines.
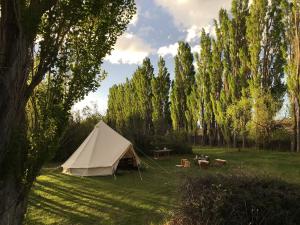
25, 148, 300, 224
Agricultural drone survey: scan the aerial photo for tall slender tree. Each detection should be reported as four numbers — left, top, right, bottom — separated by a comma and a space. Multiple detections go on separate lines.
185, 86, 200, 144
284, 0, 300, 152
228, 0, 250, 147
131, 58, 154, 135
212, 9, 233, 146
170, 42, 195, 131
151, 57, 171, 135
210, 22, 224, 145
196, 30, 213, 145
247, 0, 286, 147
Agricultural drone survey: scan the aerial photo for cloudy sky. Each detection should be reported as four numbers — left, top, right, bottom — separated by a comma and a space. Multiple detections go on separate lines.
73, 0, 232, 114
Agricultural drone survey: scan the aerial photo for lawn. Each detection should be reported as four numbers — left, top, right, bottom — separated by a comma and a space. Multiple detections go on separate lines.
25, 148, 300, 225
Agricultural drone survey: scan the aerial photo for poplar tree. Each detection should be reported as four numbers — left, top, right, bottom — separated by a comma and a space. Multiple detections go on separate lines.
247, 0, 286, 147
170, 42, 195, 131
228, 0, 250, 147
185, 86, 200, 144
196, 30, 213, 145
284, 0, 300, 152
212, 9, 233, 146
151, 57, 171, 135
131, 58, 154, 135
210, 23, 224, 145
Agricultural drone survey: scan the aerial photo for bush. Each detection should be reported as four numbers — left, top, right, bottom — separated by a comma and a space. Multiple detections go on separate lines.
149, 132, 192, 154
169, 174, 300, 225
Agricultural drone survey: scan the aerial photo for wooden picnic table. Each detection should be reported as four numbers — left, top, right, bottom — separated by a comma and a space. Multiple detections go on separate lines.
153, 149, 173, 159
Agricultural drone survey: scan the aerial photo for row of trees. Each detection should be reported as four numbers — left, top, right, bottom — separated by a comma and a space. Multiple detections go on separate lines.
106, 58, 171, 144
107, 0, 300, 152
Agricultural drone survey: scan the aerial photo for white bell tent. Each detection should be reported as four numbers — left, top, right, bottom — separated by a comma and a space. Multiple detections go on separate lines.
62, 121, 140, 176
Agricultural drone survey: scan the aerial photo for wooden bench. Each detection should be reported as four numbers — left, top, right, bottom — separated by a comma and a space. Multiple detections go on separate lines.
198, 160, 209, 169
176, 159, 190, 168
214, 159, 227, 166
183, 160, 190, 168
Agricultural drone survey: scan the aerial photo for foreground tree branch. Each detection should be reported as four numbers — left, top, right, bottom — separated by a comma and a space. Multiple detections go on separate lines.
0, 0, 136, 224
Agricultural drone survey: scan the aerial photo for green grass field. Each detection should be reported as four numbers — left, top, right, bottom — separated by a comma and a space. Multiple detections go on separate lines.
25, 148, 300, 225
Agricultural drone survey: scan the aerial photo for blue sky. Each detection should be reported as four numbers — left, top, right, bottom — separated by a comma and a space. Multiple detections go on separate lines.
73, 0, 232, 114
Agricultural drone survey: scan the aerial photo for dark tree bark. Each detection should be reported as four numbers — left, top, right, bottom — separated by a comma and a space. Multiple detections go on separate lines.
0, 0, 30, 165
0, 177, 29, 225
202, 122, 208, 145
0, 1, 60, 223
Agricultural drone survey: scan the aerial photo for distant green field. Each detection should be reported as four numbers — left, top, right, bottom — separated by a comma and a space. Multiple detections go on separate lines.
25, 148, 300, 225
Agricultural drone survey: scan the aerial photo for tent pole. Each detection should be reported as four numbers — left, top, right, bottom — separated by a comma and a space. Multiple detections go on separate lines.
138, 165, 143, 181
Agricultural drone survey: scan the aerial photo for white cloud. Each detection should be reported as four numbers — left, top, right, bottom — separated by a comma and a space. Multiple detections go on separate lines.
129, 12, 138, 26
185, 25, 201, 42
191, 44, 200, 53
154, 0, 231, 29
72, 92, 108, 115
157, 42, 179, 57
155, 0, 231, 41
186, 24, 216, 44
157, 43, 199, 58
105, 33, 153, 64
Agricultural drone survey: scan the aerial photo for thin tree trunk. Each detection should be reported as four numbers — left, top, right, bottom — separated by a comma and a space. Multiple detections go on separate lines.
297, 100, 300, 153
292, 101, 297, 152
242, 134, 245, 149
208, 124, 213, 146
202, 122, 208, 145
217, 125, 222, 146
233, 132, 237, 148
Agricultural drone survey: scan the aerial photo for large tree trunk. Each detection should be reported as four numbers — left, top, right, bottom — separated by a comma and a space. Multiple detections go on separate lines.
0, 0, 30, 165
0, 177, 28, 225
0, 1, 32, 224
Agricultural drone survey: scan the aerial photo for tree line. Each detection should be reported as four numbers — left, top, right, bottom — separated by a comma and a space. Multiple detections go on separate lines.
107, 0, 300, 152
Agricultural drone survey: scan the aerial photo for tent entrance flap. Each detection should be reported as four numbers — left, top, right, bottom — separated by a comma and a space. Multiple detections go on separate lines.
117, 150, 139, 169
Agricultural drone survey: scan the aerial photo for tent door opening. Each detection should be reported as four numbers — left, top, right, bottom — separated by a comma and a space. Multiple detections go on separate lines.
116, 150, 138, 171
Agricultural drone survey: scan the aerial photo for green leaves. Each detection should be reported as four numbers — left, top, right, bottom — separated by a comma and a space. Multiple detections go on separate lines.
21, 0, 136, 183
171, 42, 195, 131
151, 57, 171, 135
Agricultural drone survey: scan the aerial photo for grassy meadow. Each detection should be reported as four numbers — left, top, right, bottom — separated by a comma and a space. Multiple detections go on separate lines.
25, 148, 300, 225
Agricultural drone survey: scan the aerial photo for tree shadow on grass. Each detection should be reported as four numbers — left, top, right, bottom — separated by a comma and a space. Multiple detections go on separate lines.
26, 171, 174, 225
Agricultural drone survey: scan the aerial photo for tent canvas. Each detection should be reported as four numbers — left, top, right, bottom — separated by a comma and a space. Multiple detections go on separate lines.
62, 121, 140, 176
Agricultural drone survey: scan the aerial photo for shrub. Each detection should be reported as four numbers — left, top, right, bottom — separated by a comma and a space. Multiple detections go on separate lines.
150, 132, 192, 154
169, 174, 300, 225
